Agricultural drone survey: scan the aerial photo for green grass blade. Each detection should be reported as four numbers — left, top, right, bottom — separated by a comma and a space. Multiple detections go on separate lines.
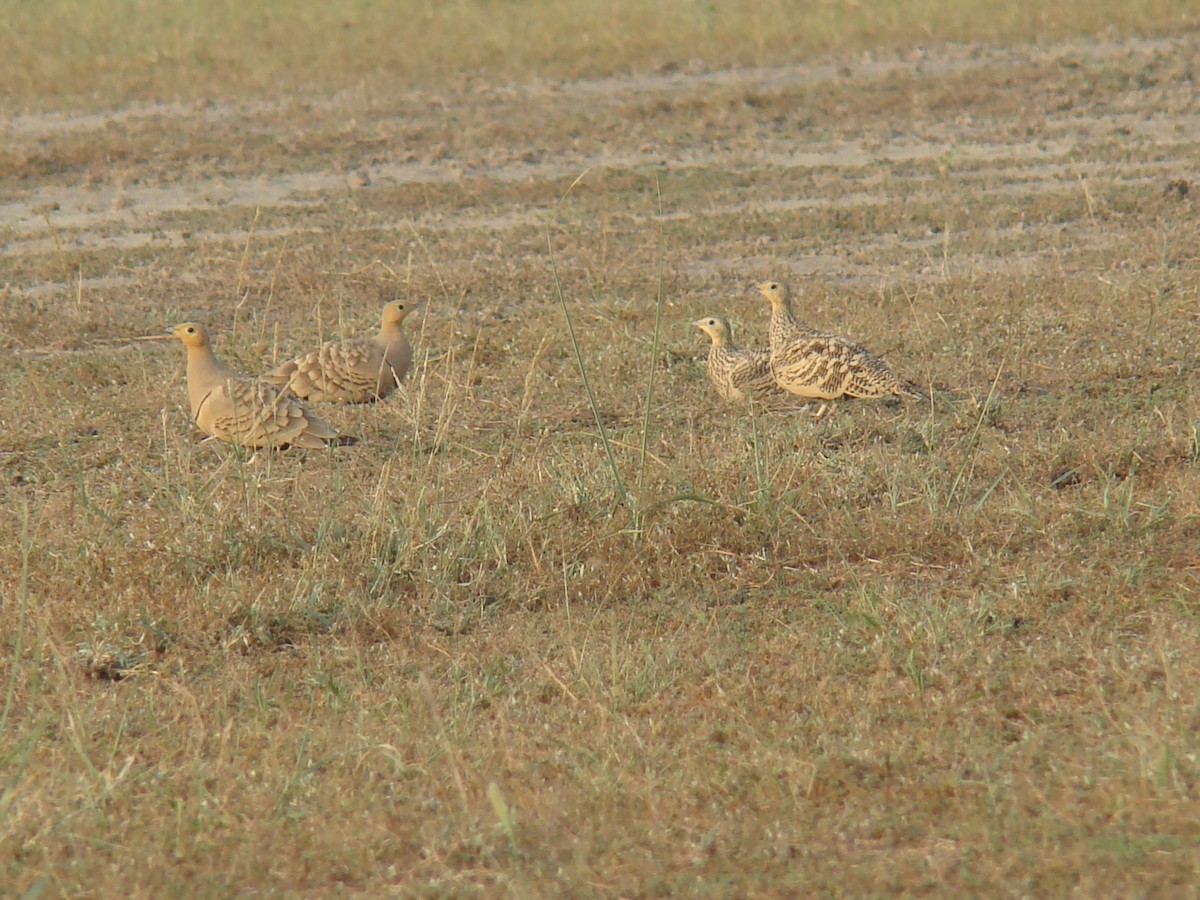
547, 232, 629, 511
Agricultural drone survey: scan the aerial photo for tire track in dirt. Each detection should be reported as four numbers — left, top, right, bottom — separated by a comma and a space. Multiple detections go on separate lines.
0, 34, 1180, 141
3, 115, 1193, 245
4, 90, 1197, 244
1, 149, 1185, 266
2, 32, 1196, 300
3, 155, 1177, 257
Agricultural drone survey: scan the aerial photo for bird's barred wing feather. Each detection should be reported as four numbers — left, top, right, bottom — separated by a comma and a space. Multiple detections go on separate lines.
841, 347, 909, 398
771, 336, 905, 400
728, 346, 779, 396
263, 339, 385, 403
204, 377, 338, 449
709, 343, 811, 410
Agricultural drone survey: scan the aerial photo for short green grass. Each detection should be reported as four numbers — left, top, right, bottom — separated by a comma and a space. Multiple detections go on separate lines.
3, 2, 1200, 896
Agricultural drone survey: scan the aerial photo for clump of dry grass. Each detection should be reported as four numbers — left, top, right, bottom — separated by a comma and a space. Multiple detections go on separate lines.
3, 9, 1200, 896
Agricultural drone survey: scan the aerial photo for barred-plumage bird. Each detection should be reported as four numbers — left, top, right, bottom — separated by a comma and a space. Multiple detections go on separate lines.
695, 316, 800, 407
757, 280, 912, 410
261, 300, 418, 403
171, 322, 341, 450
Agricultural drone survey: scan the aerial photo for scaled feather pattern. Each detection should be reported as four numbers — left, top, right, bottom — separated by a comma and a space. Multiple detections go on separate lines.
171, 322, 340, 450
757, 280, 911, 401
695, 316, 802, 408
262, 300, 417, 403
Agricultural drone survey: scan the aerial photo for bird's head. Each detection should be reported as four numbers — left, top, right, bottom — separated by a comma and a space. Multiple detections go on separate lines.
382, 300, 420, 326
170, 322, 210, 348
694, 316, 732, 344
756, 280, 790, 306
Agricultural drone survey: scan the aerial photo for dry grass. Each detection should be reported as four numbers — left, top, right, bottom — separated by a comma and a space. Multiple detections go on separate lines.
2, 0, 1198, 112
3, 3, 1200, 896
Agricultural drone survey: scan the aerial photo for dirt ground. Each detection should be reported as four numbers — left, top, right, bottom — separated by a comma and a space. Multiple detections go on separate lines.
3, 25, 1200, 896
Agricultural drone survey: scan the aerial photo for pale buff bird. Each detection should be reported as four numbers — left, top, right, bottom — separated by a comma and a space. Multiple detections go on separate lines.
757, 280, 912, 409
171, 322, 341, 450
261, 300, 418, 403
695, 316, 799, 407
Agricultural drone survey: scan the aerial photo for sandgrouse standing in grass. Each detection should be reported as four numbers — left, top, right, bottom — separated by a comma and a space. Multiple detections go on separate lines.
757, 280, 912, 414
171, 322, 341, 450
261, 300, 418, 403
695, 316, 804, 408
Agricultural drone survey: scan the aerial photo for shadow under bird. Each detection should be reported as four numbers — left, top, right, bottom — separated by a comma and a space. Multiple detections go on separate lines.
261, 299, 419, 403
757, 280, 914, 410
170, 322, 342, 450
694, 315, 805, 409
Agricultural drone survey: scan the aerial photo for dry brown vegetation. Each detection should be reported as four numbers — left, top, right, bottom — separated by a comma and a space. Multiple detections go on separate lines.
3, 2, 1200, 895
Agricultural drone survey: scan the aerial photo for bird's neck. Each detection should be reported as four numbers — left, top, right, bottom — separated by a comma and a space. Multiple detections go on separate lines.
186, 344, 235, 411
376, 321, 407, 347
711, 340, 739, 369
769, 302, 798, 342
